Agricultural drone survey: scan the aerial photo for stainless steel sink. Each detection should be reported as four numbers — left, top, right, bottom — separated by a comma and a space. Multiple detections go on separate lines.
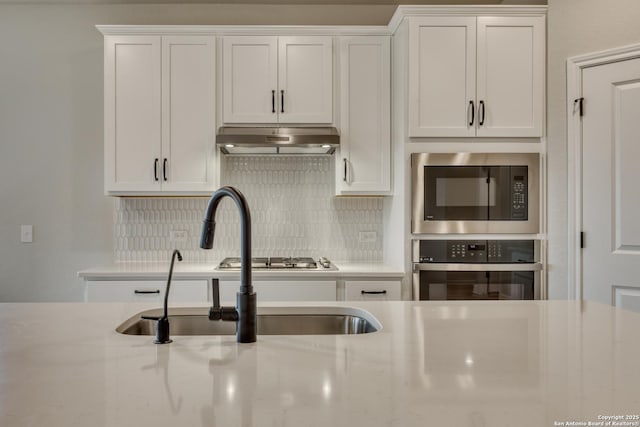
116, 306, 381, 336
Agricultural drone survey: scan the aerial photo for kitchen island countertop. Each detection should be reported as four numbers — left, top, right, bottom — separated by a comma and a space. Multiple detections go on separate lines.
1, 300, 639, 427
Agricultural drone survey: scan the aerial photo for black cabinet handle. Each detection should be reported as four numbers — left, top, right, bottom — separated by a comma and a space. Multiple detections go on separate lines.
343, 158, 348, 182
134, 290, 161, 295
163, 158, 168, 181
469, 100, 475, 126
154, 158, 159, 181
479, 100, 485, 126
361, 290, 387, 295
272, 90, 276, 113
280, 90, 284, 113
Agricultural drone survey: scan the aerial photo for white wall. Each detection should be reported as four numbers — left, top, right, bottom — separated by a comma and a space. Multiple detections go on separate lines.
546, 0, 640, 298
0, 3, 398, 302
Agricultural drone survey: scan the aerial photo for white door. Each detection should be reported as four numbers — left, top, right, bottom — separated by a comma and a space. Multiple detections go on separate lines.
278, 36, 333, 123
476, 16, 544, 137
336, 36, 391, 194
104, 36, 161, 193
222, 36, 278, 123
161, 36, 216, 193
408, 17, 476, 137
581, 56, 640, 311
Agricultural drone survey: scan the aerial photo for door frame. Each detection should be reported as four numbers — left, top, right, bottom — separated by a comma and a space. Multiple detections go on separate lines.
567, 43, 640, 300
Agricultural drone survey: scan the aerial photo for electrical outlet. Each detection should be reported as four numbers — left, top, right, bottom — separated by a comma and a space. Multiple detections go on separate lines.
21, 225, 33, 243
170, 229, 188, 242
358, 231, 377, 243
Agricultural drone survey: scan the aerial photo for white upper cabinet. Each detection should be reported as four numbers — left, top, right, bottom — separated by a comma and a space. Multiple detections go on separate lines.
409, 17, 476, 138
105, 36, 161, 193
222, 36, 278, 123
336, 36, 391, 195
161, 36, 217, 193
222, 36, 333, 124
475, 16, 544, 137
104, 35, 217, 195
408, 15, 545, 138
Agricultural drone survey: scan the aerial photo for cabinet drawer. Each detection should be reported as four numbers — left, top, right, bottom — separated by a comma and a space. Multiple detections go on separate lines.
219, 280, 336, 302
344, 280, 401, 301
85, 280, 208, 302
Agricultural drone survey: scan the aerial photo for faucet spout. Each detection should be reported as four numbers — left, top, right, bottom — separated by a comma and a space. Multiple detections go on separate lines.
200, 186, 256, 343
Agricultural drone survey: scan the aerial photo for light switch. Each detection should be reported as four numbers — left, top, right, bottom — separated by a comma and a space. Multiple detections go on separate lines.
21, 225, 33, 243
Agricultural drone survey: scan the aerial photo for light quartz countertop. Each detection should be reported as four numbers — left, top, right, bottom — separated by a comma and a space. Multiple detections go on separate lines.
1, 300, 639, 427
77, 261, 405, 280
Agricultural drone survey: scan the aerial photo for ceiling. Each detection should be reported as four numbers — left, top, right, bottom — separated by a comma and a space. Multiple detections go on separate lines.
0, 0, 546, 4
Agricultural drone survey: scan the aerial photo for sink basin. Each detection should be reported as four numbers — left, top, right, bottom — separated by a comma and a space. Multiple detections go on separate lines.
116, 306, 381, 336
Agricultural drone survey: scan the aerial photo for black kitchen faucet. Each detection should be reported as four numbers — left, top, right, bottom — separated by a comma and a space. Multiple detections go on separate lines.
200, 186, 257, 343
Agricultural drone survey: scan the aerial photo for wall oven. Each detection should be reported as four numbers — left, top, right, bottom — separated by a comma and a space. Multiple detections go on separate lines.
411, 153, 539, 234
412, 239, 542, 300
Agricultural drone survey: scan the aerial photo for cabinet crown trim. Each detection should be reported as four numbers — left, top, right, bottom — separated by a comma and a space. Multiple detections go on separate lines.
96, 25, 390, 36
96, 5, 547, 37
388, 5, 547, 33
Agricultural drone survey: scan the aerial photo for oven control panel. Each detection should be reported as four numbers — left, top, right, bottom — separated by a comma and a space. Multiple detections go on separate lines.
510, 166, 528, 219
417, 240, 536, 263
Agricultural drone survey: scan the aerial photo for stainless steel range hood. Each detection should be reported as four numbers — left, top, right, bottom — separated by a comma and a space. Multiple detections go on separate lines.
216, 127, 339, 155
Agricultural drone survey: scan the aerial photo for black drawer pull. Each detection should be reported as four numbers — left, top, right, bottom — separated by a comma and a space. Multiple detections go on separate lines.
361, 290, 387, 295
134, 290, 161, 295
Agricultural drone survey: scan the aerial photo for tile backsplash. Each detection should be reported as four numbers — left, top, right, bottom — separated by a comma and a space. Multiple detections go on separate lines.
114, 155, 384, 264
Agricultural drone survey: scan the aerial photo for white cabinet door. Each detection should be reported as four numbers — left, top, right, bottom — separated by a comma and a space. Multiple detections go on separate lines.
85, 280, 208, 302
161, 36, 216, 192
219, 280, 336, 303
476, 16, 544, 137
409, 17, 476, 137
408, 16, 544, 138
344, 280, 401, 301
222, 36, 333, 124
104, 36, 162, 193
336, 36, 391, 195
278, 36, 333, 123
222, 36, 278, 123
104, 35, 217, 195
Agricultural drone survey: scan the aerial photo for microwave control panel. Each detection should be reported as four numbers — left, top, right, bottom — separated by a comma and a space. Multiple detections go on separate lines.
510, 166, 528, 219
418, 240, 535, 263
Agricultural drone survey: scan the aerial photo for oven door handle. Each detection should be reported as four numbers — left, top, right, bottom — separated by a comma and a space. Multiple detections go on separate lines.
413, 263, 543, 272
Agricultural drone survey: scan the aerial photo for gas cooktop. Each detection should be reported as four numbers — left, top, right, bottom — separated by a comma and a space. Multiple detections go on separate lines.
217, 257, 335, 270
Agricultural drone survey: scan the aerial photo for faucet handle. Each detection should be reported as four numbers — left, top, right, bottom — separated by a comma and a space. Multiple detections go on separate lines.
209, 306, 239, 322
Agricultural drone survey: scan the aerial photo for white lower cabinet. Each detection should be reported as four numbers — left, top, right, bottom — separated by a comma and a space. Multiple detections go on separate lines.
85, 280, 208, 303
344, 280, 401, 301
219, 280, 337, 303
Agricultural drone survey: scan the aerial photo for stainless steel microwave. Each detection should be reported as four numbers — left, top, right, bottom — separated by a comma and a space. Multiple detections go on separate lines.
411, 153, 540, 234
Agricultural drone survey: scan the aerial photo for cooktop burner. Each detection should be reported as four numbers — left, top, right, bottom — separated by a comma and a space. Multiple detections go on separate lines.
217, 257, 334, 270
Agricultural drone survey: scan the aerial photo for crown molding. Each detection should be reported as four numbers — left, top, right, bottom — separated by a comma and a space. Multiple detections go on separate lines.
96, 24, 391, 36
97, 5, 548, 37
388, 5, 548, 34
